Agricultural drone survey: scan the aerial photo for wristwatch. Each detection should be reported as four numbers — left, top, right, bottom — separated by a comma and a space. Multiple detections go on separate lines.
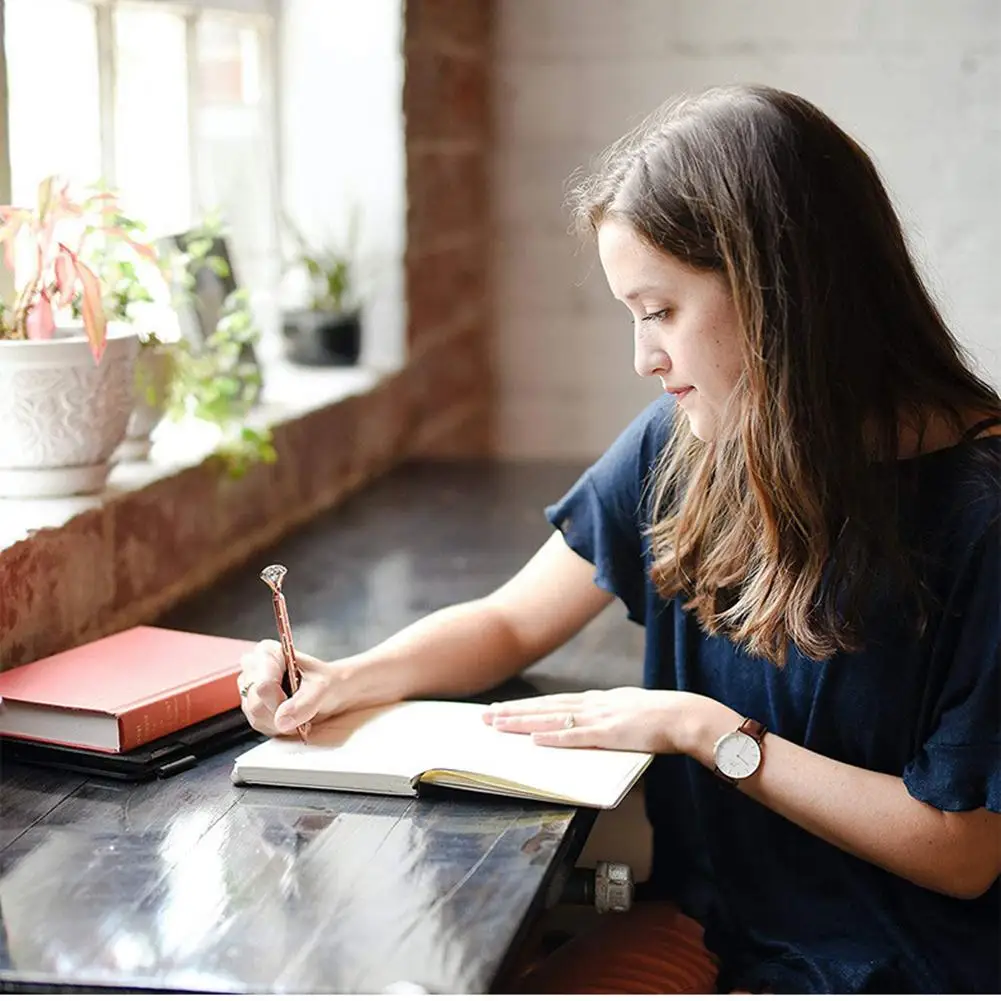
713, 716, 767, 785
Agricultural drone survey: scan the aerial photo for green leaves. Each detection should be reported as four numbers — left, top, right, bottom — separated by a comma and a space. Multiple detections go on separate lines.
282, 209, 359, 314
165, 287, 274, 477
214, 426, 277, 479
206, 254, 231, 279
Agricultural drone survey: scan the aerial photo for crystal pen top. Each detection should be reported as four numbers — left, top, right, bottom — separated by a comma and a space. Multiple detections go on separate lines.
259, 563, 288, 593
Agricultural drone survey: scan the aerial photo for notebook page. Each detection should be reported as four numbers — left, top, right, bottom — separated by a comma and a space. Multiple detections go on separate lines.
232, 701, 652, 807
232, 701, 480, 784
381, 701, 651, 807
420, 719, 651, 808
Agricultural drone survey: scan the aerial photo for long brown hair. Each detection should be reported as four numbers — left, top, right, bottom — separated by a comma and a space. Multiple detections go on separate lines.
570, 85, 1000, 664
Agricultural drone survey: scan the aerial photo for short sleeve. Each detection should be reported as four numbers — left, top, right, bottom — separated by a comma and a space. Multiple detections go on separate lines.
544, 395, 675, 625
903, 522, 1001, 813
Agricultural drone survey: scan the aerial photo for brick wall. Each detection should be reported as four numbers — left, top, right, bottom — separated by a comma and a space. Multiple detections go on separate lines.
404, 0, 494, 456
492, 0, 1001, 459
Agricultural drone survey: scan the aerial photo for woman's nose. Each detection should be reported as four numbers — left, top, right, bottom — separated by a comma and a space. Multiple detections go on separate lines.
634, 328, 669, 379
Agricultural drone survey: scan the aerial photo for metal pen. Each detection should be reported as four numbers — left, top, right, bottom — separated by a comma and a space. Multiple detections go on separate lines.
259, 563, 310, 743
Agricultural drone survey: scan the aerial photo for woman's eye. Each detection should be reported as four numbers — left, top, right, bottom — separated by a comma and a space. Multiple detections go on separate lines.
640, 308, 672, 323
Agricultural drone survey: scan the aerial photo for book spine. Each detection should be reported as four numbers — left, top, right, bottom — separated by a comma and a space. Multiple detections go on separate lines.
117, 673, 239, 751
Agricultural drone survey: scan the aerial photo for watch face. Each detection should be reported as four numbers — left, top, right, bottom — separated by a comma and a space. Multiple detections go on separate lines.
714, 730, 761, 780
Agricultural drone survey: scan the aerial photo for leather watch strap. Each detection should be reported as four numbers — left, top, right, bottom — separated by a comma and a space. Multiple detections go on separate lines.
738, 717, 768, 743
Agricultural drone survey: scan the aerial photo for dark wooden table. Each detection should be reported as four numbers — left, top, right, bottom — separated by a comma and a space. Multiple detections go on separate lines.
0, 462, 643, 994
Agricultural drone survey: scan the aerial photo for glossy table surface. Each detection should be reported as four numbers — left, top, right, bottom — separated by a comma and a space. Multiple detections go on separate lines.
0, 461, 643, 994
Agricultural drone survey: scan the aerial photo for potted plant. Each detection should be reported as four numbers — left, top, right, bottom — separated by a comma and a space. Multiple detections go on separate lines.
280, 211, 363, 366
0, 177, 153, 497
164, 284, 275, 477
75, 197, 177, 462
86, 206, 275, 476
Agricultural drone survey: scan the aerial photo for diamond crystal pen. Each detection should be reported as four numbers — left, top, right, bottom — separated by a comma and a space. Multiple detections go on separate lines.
259, 563, 310, 743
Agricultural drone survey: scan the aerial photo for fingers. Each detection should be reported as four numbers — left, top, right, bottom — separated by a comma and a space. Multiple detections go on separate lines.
493, 710, 605, 747
485, 687, 663, 753
489, 711, 581, 734
274, 682, 324, 734
482, 694, 582, 725
490, 708, 608, 748
531, 725, 600, 747
238, 641, 326, 736
238, 639, 284, 686
236, 641, 281, 734
274, 651, 336, 732
484, 694, 610, 748
243, 678, 286, 736
292, 650, 329, 679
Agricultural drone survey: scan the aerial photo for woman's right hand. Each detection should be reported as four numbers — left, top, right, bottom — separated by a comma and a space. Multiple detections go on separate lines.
236, 640, 359, 736
235, 532, 614, 737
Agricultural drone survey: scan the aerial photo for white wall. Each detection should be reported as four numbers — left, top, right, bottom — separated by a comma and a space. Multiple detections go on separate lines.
279, 0, 406, 370
493, 0, 1001, 459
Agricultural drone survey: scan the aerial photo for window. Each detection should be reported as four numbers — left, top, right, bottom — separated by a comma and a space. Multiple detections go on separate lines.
2, 0, 406, 368
3, 0, 279, 337
114, 4, 191, 237
191, 11, 278, 336
6, 0, 102, 207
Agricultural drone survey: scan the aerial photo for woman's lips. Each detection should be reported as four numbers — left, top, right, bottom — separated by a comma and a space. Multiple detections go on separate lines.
667, 386, 693, 401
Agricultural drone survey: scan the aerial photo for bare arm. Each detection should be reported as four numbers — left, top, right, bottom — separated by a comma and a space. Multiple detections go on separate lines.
351, 531, 614, 702
239, 531, 613, 733
687, 700, 1001, 900
492, 687, 1001, 900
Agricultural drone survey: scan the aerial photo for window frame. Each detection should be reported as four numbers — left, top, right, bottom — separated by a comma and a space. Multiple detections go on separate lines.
0, 0, 281, 306
0, 0, 11, 301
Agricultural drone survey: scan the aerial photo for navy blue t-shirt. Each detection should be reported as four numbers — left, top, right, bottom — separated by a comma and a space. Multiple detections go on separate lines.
545, 395, 1000, 994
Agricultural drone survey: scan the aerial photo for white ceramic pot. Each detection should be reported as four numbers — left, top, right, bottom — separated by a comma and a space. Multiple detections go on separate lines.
0, 324, 140, 497
117, 343, 176, 462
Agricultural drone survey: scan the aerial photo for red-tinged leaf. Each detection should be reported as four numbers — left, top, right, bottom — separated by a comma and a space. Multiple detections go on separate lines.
84, 191, 118, 207
54, 179, 79, 212
44, 182, 85, 227
60, 199, 86, 219
25, 292, 55, 341
53, 246, 78, 307
103, 226, 158, 261
76, 260, 107, 363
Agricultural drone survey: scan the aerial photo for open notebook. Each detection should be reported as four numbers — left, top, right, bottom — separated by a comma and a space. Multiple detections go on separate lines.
230, 701, 653, 809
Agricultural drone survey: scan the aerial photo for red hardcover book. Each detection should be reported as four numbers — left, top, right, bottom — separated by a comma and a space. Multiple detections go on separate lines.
0, 626, 255, 752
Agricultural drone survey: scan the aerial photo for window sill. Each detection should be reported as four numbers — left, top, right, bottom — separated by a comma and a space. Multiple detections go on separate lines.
0, 357, 386, 550
0, 352, 407, 670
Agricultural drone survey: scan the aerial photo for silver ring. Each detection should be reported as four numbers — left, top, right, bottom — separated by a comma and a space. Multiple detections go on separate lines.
563, 712, 575, 730
239, 680, 254, 699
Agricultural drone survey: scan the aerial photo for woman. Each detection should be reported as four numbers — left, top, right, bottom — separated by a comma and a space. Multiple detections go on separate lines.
238, 85, 1001, 993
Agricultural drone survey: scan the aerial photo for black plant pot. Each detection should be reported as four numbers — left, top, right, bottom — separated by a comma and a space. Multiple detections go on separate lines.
282, 309, 361, 367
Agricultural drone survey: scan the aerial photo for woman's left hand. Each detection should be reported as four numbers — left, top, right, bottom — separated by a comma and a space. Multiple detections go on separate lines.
482, 687, 715, 756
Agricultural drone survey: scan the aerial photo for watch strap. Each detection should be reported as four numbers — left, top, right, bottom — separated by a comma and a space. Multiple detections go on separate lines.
737, 717, 768, 743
